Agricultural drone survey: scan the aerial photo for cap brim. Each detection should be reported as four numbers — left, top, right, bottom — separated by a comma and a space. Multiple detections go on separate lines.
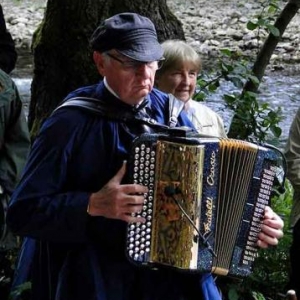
117, 39, 164, 62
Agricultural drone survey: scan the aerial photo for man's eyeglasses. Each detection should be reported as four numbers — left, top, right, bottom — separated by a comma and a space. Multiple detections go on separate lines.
106, 52, 164, 71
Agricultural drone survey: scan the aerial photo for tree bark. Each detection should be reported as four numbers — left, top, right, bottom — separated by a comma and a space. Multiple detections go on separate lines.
29, 0, 185, 135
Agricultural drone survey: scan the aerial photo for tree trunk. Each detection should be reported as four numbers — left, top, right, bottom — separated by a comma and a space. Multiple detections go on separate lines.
29, 0, 185, 136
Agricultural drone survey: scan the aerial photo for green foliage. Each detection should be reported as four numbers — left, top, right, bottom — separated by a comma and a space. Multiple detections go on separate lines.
0, 248, 20, 300
193, 0, 282, 143
194, 47, 283, 142
9, 282, 32, 300
246, 0, 280, 37
220, 48, 282, 142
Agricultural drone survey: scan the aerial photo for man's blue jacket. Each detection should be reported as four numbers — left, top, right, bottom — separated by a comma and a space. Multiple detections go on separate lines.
7, 81, 221, 300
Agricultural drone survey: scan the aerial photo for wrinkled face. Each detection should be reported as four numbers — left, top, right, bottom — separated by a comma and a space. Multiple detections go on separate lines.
156, 61, 198, 103
94, 50, 159, 105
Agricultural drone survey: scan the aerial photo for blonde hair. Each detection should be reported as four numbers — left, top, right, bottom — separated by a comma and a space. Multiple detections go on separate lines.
156, 40, 202, 77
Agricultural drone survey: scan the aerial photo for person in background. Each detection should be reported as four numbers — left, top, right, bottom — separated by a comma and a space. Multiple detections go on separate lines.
0, 4, 18, 74
284, 107, 300, 298
155, 39, 227, 137
0, 2, 30, 248
7, 13, 283, 300
0, 68, 30, 213
0, 5, 29, 293
0, 5, 29, 298
0, 67, 30, 297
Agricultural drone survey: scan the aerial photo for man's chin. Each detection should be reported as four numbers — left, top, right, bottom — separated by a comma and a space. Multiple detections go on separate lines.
136, 88, 151, 98
123, 90, 151, 105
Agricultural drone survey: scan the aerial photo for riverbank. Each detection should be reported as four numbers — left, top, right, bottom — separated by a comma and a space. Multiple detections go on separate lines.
167, 0, 300, 69
1, 0, 300, 74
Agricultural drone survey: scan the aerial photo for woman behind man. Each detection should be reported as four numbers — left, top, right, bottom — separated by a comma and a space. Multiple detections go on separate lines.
155, 39, 227, 138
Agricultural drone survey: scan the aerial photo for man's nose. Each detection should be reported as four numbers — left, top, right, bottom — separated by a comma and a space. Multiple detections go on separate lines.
135, 63, 152, 76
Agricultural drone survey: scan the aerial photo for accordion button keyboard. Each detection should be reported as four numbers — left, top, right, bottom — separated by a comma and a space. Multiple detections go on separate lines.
127, 143, 156, 261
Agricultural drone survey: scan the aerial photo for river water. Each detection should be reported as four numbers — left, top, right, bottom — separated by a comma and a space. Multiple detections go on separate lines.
204, 71, 300, 149
11, 51, 300, 151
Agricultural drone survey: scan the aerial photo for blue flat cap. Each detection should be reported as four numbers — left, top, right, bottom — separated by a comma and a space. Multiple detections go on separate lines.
90, 13, 164, 62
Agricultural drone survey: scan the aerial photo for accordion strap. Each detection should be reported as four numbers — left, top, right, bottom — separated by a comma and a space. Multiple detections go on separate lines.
168, 93, 184, 128
54, 95, 184, 132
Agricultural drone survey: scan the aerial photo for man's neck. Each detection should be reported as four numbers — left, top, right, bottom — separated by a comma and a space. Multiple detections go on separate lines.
103, 77, 144, 106
103, 77, 120, 99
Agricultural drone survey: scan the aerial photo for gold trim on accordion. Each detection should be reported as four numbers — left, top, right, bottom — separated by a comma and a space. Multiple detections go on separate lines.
126, 132, 284, 278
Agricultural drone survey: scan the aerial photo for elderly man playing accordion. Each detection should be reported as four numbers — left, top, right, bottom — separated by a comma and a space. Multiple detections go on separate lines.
7, 12, 283, 300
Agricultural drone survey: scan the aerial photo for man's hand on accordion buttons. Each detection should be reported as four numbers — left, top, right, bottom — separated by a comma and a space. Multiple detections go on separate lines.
257, 206, 284, 249
87, 161, 148, 223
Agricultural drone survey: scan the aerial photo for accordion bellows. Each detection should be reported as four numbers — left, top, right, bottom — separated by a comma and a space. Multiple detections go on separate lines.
126, 132, 284, 278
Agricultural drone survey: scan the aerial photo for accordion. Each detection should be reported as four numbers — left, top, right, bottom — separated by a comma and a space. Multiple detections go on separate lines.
126, 130, 285, 278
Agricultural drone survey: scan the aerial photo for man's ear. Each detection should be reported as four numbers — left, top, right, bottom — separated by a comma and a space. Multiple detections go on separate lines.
93, 51, 106, 76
